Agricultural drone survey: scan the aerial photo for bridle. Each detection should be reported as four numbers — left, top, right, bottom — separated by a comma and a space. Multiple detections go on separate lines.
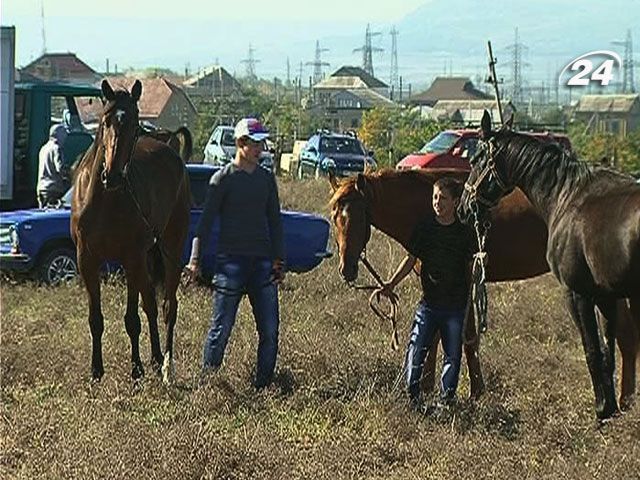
335, 196, 400, 350
100, 112, 140, 190
463, 139, 512, 209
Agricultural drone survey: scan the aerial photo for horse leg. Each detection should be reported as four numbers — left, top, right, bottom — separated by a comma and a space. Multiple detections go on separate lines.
131, 255, 163, 374
595, 298, 619, 412
123, 267, 145, 380
78, 252, 104, 381
463, 307, 485, 399
566, 290, 618, 419
615, 299, 638, 409
161, 264, 181, 385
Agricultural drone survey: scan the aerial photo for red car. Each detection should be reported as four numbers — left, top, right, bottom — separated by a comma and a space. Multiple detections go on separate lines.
396, 129, 572, 171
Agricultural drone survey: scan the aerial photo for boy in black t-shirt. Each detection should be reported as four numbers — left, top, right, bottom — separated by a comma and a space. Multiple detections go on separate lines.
377, 177, 474, 407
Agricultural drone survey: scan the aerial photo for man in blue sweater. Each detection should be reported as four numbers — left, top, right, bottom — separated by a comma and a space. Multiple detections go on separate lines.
185, 117, 285, 388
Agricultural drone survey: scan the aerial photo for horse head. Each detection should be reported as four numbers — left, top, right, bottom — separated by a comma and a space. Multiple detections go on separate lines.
329, 172, 374, 282
458, 110, 514, 225
98, 79, 142, 190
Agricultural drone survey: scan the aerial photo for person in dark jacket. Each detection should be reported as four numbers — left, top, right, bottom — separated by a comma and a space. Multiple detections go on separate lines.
37, 124, 69, 208
185, 118, 285, 388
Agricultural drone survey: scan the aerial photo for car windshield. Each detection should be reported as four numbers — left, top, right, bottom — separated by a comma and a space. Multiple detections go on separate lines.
419, 132, 460, 154
220, 129, 235, 146
320, 137, 364, 155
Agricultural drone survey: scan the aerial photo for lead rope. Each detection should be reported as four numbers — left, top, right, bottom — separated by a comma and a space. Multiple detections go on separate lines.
471, 208, 490, 333
349, 249, 400, 351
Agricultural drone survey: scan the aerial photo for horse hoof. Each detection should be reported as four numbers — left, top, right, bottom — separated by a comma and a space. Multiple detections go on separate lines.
161, 353, 175, 385
620, 395, 635, 411
132, 363, 145, 380
91, 367, 104, 382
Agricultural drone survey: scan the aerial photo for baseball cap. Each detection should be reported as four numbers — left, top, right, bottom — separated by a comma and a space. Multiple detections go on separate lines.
234, 117, 269, 141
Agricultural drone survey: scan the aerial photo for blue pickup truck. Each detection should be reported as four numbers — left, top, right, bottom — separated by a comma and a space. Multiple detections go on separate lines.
0, 164, 332, 284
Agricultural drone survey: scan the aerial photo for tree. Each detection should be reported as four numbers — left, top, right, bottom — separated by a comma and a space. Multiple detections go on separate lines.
359, 107, 449, 168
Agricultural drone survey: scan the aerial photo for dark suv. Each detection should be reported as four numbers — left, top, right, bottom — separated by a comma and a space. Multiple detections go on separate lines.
297, 131, 376, 179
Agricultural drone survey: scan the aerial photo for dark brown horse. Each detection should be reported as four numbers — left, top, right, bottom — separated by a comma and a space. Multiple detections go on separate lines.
71, 79, 191, 384
141, 125, 193, 163
329, 168, 639, 407
459, 111, 640, 419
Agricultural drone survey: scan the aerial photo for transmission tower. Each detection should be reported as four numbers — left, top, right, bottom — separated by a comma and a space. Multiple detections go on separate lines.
389, 26, 399, 99
353, 24, 383, 77
40, 0, 47, 54
612, 29, 636, 93
286, 57, 291, 87
505, 27, 529, 105
306, 40, 330, 84
241, 44, 259, 80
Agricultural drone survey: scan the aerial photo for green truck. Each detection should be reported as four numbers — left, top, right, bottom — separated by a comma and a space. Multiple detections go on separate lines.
1, 26, 102, 211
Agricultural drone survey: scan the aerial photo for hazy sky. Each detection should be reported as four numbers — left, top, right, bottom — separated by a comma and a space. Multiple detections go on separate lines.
3, 0, 428, 22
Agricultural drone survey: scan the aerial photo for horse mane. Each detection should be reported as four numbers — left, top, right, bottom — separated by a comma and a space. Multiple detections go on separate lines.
329, 168, 436, 208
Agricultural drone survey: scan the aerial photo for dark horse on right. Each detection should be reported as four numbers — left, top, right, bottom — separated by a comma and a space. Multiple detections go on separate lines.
459, 111, 640, 420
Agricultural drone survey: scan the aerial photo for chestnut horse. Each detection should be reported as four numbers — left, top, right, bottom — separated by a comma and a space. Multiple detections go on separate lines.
71, 79, 191, 383
329, 169, 639, 408
459, 111, 640, 419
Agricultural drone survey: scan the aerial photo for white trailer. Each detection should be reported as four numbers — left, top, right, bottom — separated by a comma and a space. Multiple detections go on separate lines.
0, 26, 16, 201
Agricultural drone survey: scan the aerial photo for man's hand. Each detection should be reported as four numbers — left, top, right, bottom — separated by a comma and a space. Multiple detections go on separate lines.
182, 261, 201, 285
271, 259, 286, 284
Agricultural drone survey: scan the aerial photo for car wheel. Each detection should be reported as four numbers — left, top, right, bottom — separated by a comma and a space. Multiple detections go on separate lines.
39, 247, 78, 285
297, 161, 304, 180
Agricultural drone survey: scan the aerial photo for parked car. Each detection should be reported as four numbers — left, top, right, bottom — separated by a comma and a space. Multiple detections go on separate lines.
396, 129, 572, 170
297, 131, 376, 179
203, 125, 274, 171
0, 164, 332, 284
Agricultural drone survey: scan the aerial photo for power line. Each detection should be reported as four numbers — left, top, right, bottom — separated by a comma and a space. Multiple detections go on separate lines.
612, 29, 636, 93
241, 44, 259, 80
390, 26, 399, 99
353, 23, 383, 77
306, 40, 330, 84
504, 27, 529, 105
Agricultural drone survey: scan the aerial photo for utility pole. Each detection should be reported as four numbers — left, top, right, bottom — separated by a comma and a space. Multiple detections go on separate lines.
612, 29, 636, 93
286, 57, 291, 87
40, 0, 47, 54
353, 24, 383, 77
389, 26, 399, 100
486, 41, 505, 125
306, 40, 330, 85
241, 44, 259, 80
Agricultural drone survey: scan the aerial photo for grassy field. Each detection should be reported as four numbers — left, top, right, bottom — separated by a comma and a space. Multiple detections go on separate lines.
2, 177, 639, 479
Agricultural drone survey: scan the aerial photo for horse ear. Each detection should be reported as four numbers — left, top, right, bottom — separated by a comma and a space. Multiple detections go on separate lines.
131, 80, 142, 102
328, 171, 340, 192
355, 173, 372, 200
101, 79, 115, 102
480, 110, 492, 138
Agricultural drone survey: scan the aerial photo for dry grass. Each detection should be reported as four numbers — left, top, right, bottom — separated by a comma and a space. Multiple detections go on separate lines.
1, 177, 639, 479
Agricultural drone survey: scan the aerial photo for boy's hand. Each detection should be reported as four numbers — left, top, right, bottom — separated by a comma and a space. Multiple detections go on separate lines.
271, 259, 286, 284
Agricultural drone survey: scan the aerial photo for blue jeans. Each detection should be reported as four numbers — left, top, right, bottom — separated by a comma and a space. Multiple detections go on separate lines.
203, 254, 279, 388
405, 299, 465, 402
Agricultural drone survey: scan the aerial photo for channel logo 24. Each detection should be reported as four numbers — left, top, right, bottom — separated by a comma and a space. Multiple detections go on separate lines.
559, 50, 622, 87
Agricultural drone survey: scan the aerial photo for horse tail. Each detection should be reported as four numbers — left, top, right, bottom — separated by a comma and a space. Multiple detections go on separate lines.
175, 127, 193, 163
147, 241, 165, 288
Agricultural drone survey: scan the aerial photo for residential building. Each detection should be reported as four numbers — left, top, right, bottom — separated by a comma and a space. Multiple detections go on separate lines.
573, 94, 640, 136
20, 52, 100, 84
309, 66, 395, 131
79, 77, 198, 131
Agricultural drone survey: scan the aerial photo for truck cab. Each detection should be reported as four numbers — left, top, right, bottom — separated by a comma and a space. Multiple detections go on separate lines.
2, 82, 102, 210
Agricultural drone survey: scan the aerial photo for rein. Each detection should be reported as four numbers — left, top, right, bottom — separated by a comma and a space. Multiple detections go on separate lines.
349, 247, 400, 351
470, 209, 490, 333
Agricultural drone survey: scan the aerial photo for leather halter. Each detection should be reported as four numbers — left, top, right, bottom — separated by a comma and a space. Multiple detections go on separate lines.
463, 140, 512, 208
